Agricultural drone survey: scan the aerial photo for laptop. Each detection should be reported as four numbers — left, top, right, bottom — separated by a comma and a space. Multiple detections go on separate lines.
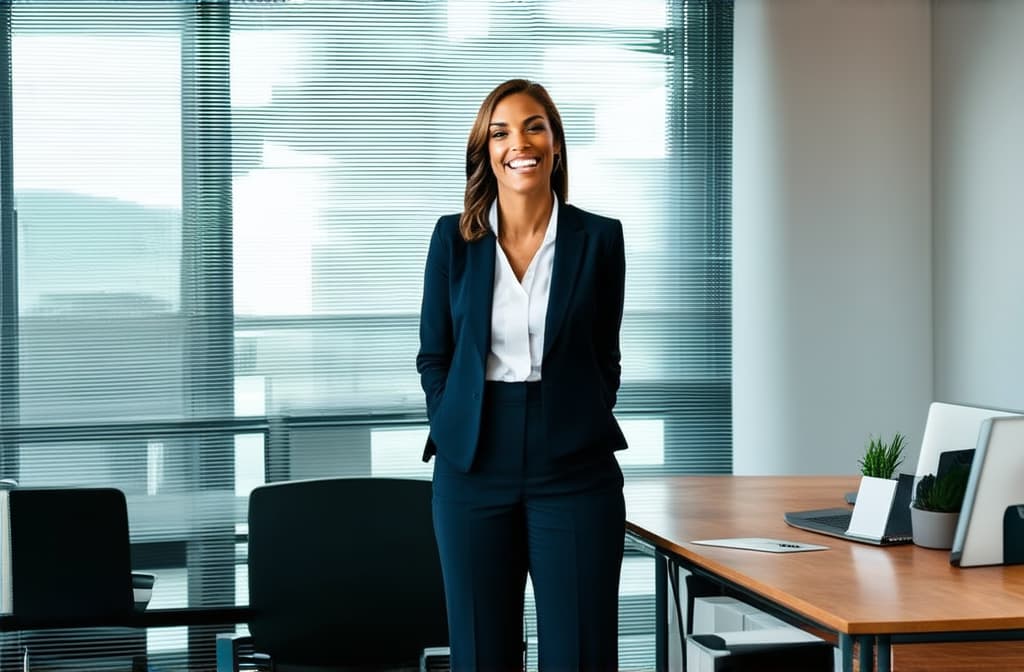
784, 473, 915, 546
843, 402, 1020, 506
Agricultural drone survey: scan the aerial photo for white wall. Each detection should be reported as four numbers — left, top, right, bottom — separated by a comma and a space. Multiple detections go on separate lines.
732, 0, 933, 474
932, 1, 1024, 412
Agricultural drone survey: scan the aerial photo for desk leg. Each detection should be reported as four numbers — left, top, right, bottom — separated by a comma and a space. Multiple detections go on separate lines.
839, 633, 854, 672
655, 550, 668, 672
876, 635, 891, 672
858, 635, 875, 672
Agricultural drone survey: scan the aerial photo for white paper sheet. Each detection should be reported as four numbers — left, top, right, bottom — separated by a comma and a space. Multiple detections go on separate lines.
691, 537, 830, 553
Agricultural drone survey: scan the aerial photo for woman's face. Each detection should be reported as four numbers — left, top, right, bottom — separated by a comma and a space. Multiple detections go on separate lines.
487, 92, 560, 199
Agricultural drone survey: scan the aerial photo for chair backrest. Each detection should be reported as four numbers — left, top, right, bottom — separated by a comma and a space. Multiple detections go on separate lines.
10, 487, 135, 627
247, 477, 448, 667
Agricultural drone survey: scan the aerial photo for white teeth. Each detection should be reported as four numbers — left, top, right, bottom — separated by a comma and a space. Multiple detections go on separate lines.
508, 158, 538, 169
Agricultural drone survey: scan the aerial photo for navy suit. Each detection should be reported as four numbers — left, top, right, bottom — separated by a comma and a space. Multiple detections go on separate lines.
418, 201, 627, 672
417, 202, 627, 472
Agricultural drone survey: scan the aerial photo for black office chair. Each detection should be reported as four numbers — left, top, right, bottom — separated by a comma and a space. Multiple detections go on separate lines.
8, 486, 154, 671
217, 477, 450, 672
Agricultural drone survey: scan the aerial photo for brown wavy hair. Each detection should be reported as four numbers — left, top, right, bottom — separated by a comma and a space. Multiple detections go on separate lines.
460, 79, 568, 242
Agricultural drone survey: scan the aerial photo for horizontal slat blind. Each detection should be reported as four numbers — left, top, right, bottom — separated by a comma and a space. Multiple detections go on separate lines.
2, 1, 731, 669
225, 0, 732, 471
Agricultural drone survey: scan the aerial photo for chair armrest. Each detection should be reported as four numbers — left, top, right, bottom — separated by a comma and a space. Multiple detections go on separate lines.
420, 646, 451, 672
216, 633, 272, 672
216, 634, 250, 672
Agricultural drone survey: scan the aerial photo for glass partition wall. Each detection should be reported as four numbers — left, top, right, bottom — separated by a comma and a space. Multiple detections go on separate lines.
0, 1, 732, 669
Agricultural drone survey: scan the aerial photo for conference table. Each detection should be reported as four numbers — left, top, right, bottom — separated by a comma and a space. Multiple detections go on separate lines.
624, 475, 1024, 672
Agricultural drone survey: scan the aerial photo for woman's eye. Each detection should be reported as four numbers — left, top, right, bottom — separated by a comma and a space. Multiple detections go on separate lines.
491, 131, 507, 139
529, 125, 545, 132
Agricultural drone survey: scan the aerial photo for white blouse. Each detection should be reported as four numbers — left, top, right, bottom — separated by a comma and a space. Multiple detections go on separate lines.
485, 196, 559, 382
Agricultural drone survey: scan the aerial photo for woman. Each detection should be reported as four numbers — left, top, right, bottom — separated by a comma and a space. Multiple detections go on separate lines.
417, 78, 627, 671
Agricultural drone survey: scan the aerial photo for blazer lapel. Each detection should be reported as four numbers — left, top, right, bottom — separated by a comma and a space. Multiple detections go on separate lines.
543, 204, 585, 358
467, 231, 496, 361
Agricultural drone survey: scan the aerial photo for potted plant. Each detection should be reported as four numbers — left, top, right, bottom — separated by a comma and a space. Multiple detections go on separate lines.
858, 433, 906, 479
911, 466, 970, 549
848, 433, 907, 509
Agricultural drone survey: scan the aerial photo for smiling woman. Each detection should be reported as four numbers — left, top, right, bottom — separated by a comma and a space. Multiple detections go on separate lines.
418, 78, 628, 671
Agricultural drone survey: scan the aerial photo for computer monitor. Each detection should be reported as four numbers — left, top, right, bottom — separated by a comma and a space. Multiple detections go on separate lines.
951, 416, 1024, 568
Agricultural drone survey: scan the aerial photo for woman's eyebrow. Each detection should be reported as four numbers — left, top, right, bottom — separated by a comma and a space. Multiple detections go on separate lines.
488, 114, 545, 128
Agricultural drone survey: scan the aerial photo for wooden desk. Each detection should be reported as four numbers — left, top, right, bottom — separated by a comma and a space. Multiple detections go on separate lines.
624, 475, 1024, 672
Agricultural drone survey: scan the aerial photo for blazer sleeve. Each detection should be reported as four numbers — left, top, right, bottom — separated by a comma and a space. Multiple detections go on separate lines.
595, 219, 625, 409
416, 218, 454, 420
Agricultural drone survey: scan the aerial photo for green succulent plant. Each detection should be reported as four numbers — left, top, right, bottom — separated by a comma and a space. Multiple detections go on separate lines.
914, 467, 970, 513
858, 433, 906, 479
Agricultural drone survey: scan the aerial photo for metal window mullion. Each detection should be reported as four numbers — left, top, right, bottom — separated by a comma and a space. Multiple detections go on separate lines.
182, 2, 234, 423
181, 2, 236, 666
0, 1, 19, 480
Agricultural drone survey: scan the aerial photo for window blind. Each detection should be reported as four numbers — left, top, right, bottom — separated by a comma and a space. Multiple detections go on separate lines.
1, 1, 732, 668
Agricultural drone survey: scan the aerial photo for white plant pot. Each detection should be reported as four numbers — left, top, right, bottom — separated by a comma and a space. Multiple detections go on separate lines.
911, 506, 959, 549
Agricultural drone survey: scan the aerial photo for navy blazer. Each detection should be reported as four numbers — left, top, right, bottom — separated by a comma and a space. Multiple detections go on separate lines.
417, 201, 628, 473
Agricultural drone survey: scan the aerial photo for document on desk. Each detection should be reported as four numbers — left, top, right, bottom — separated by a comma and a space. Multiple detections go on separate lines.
691, 538, 829, 553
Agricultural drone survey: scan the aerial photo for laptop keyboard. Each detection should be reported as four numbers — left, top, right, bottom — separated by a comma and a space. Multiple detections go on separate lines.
807, 513, 851, 529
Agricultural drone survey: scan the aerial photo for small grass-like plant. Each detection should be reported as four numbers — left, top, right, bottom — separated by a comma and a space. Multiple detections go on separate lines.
914, 467, 970, 513
858, 433, 906, 479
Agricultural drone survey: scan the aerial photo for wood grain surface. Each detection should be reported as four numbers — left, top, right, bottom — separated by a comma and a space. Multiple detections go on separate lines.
624, 476, 1024, 636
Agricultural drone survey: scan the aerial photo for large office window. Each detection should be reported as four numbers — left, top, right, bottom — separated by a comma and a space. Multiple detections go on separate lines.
1, 1, 731, 668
